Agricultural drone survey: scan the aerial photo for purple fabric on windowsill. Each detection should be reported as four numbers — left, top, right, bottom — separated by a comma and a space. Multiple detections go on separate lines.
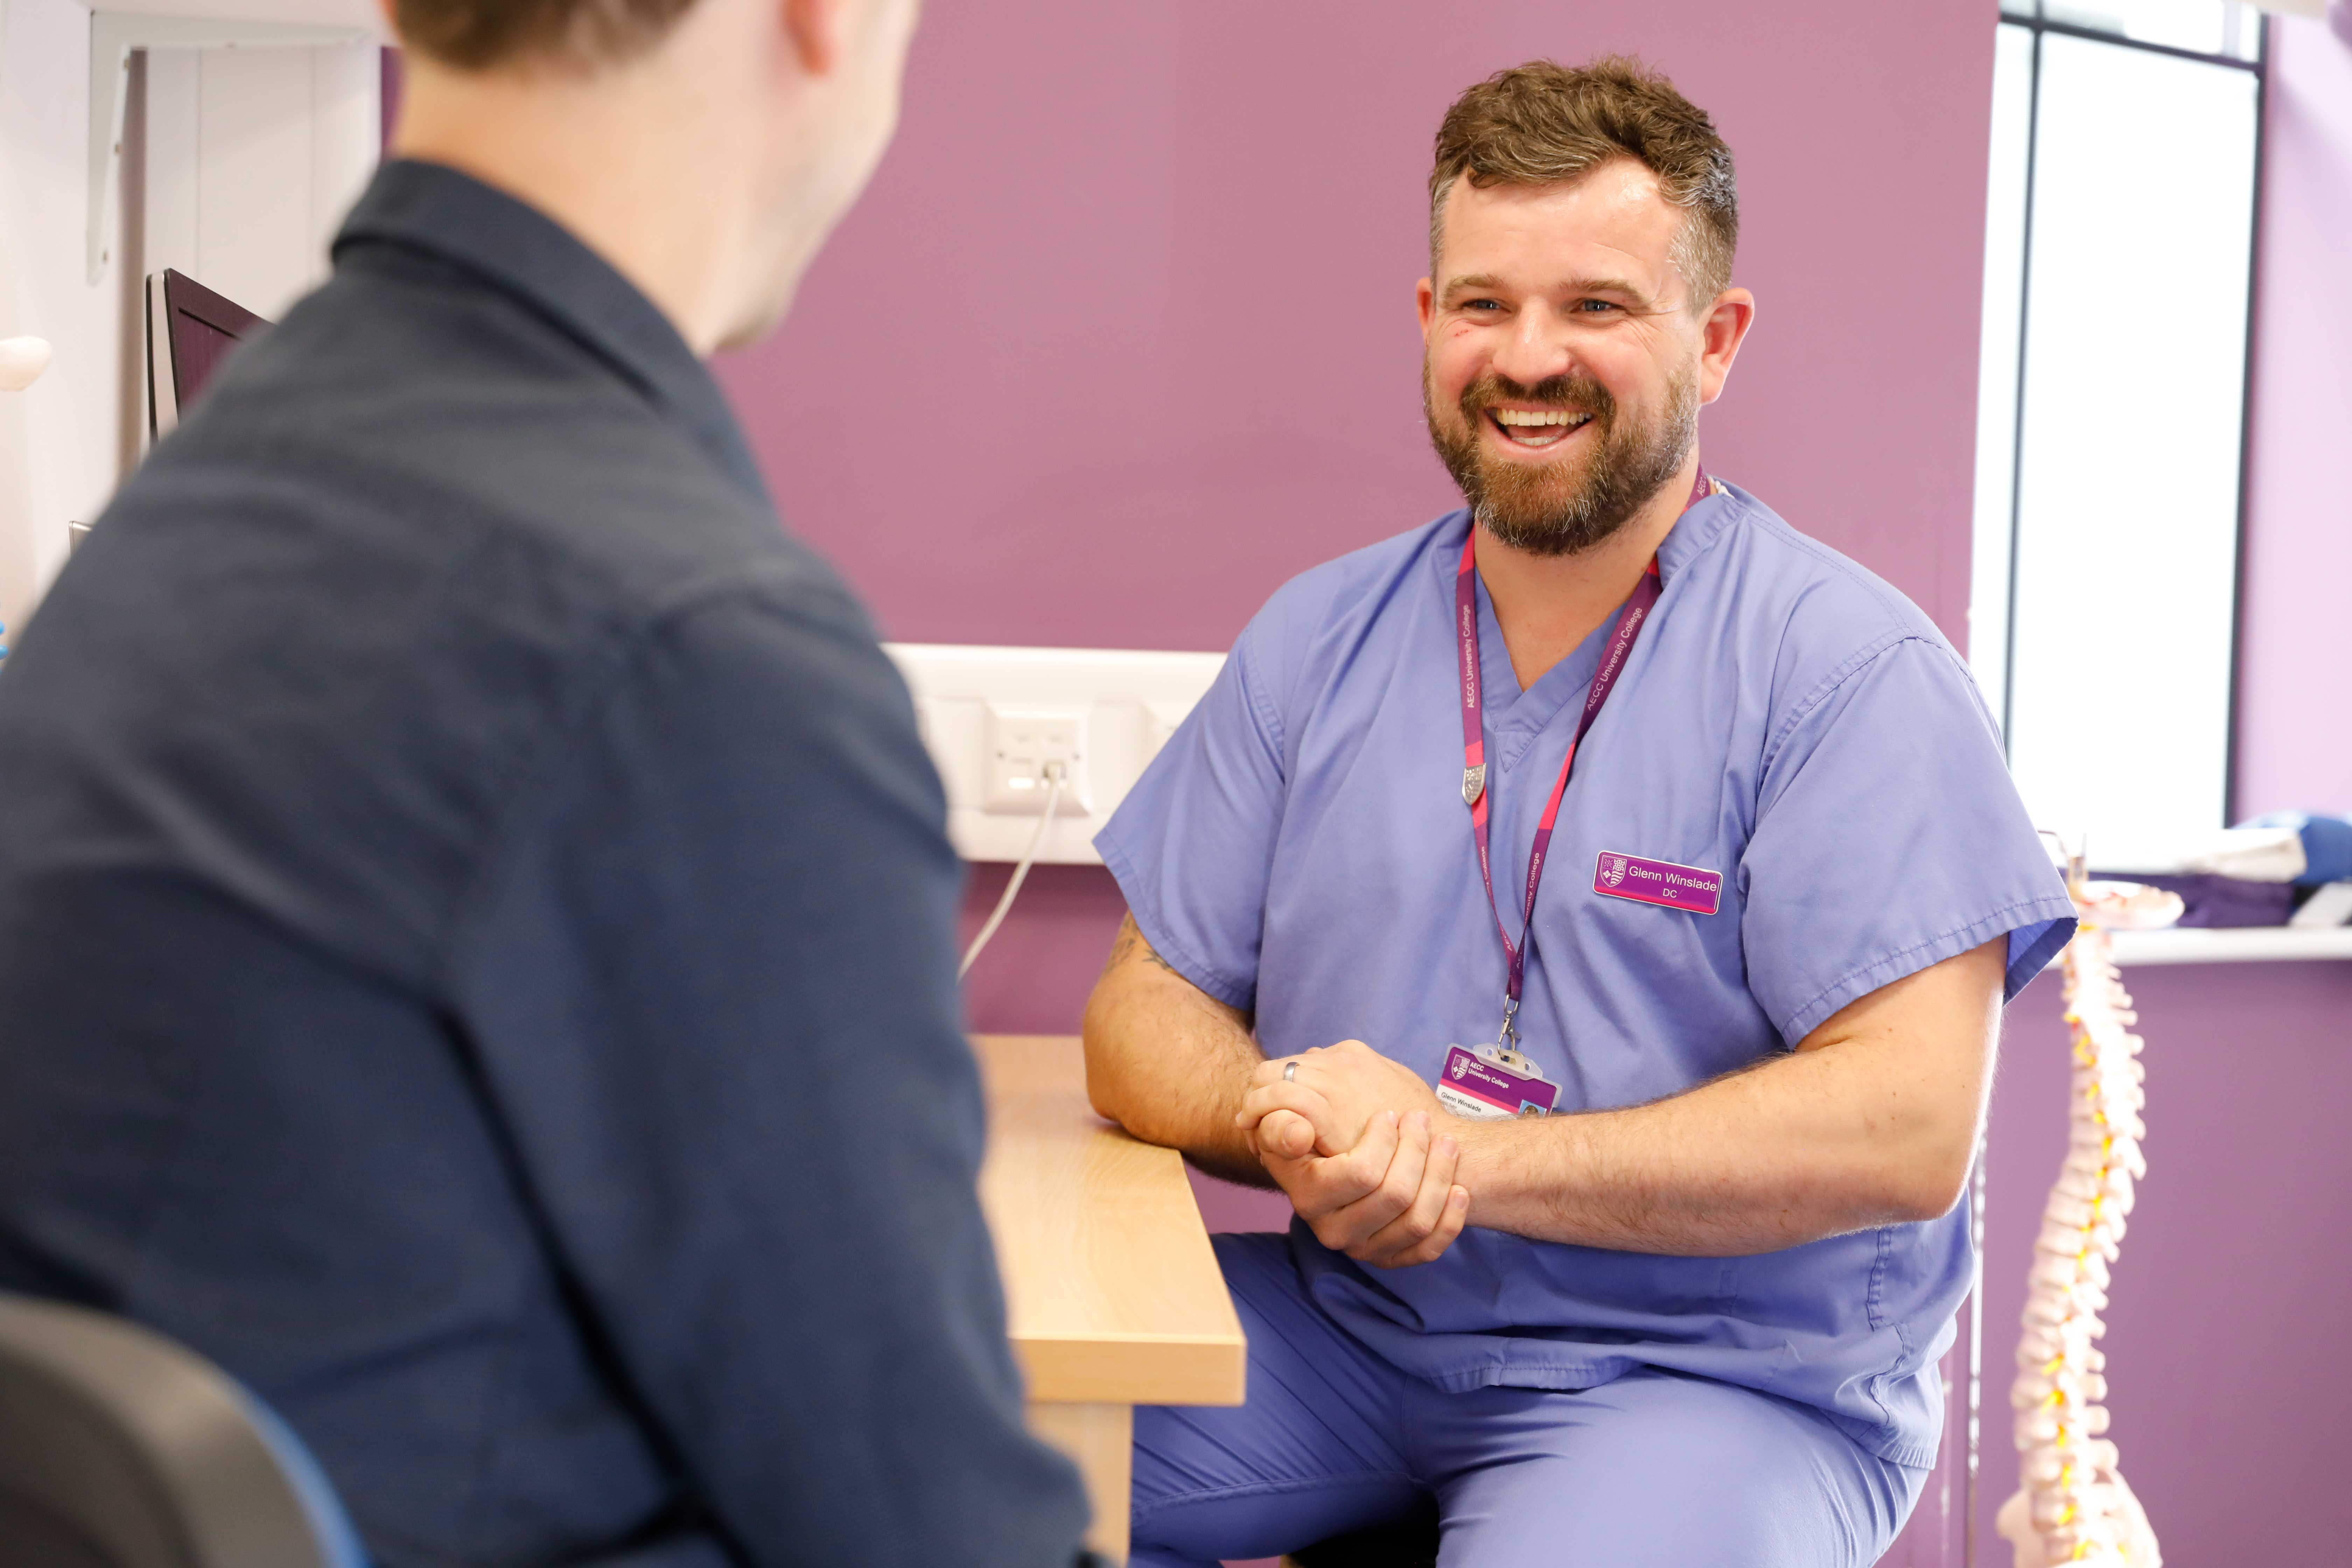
2088, 872, 2298, 928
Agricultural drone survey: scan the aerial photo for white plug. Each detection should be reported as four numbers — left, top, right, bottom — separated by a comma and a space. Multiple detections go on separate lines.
983, 704, 1091, 816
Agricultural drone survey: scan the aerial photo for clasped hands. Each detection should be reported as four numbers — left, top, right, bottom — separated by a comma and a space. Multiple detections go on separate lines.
1235, 1040, 1472, 1269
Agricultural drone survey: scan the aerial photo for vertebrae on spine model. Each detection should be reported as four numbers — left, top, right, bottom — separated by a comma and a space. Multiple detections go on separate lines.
1997, 879, 2175, 1568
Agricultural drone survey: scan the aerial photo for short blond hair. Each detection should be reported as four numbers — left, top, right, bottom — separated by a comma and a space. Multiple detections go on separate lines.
1430, 57, 1740, 308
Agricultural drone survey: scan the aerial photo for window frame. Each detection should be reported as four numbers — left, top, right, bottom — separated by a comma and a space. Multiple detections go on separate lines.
1977, 0, 2270, 828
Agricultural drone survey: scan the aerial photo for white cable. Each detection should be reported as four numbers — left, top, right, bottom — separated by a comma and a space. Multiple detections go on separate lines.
959, 764, 1065, 980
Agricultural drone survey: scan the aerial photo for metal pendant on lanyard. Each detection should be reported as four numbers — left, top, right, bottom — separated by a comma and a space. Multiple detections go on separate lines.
1455, 466, 1714, 1055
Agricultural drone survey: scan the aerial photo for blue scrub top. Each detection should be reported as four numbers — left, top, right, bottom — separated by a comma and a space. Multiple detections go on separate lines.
1097, 482, 2075, 1466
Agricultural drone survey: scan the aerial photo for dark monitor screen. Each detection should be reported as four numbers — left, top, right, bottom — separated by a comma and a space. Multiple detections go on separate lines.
146, 269, 268, 438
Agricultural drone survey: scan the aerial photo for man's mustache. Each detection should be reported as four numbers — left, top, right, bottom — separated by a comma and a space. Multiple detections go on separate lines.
1458, 372, 1615, 426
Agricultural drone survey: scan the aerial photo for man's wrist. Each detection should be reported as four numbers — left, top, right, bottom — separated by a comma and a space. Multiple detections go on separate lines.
1442, 1110, 1501, 1191
1442, 1108, 1550, 1225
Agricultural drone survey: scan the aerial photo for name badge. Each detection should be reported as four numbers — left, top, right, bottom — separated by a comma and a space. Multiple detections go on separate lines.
1435, 1043, 1561, 1120
1592, 851, 1722, 915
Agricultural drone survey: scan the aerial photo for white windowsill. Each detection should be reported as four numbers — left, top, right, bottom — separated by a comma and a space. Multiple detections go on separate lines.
2104, 926, 2352, 966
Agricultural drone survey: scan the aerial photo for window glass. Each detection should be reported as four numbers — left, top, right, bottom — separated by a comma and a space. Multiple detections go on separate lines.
2000, 34, 2259, 845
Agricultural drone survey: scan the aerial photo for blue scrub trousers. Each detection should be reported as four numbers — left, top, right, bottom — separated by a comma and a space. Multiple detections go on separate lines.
1131, 1235, 1927, 1568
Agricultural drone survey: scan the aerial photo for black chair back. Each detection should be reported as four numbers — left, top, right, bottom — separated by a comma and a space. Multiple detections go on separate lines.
0, 1293, 360, 1568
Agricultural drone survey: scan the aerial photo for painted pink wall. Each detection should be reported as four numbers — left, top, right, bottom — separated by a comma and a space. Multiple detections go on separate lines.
718, 3, 1989, 658
712, 0, 2001, 1040
2235, 6, 2352, 820
1977, 961, 2352, 1561
402, 10, 2347, 1563
710, 5, 2352, 1564
716, 8, 2000, 1562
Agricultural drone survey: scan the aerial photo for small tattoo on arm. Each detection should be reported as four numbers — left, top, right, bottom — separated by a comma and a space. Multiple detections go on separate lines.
1103, 915, 1183, 979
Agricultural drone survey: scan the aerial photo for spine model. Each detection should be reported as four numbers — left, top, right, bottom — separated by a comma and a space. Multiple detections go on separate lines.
1996, 880, 2175, 1568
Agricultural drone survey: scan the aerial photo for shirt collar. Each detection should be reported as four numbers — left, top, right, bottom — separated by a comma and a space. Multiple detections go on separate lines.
1655, 475, 1741, 586
332, 159, 771, 510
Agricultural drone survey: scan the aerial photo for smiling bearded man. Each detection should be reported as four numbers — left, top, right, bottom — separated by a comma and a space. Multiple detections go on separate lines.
1079, 57, 2076, 1568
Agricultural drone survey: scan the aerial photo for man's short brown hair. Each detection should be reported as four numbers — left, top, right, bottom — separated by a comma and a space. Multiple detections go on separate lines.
1430, 57, 1739, 308
395, 0, 700, 70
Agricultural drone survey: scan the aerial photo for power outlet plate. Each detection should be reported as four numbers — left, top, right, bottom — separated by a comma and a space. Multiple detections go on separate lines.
983, 705, 1093, 815
883, 643, 1227, 864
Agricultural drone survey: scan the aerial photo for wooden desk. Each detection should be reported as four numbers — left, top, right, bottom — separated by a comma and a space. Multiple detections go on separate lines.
976, 1035, 1248, 1562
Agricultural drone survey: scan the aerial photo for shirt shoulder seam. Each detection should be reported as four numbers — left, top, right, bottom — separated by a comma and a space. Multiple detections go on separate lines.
1232, 634, 1289, 770
1729, 500, 1932, 629
1757, 629, 1930, 777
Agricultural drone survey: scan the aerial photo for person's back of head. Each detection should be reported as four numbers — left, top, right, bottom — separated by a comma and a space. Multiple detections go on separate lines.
385, 0, 919, 351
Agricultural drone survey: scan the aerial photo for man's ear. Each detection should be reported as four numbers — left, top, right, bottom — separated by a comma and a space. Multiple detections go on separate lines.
1696, 287, 1755, 406
780, 0, 845, 76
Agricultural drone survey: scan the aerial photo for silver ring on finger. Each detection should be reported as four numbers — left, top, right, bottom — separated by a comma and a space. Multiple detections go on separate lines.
1283, 1060, 1298, 1082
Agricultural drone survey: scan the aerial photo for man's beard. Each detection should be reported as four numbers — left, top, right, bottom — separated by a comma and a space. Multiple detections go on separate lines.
1424, 358, 1699, 557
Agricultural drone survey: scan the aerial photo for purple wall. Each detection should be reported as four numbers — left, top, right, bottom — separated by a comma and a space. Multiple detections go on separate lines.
1978, 960, 2352, 1562
716, 6, 2000, 1560
381, 48, 402, 152
2235, 7, 2352, 820
706, 3, 2352, 1564
719, 1, 1991, 653
712, 0, 2000, 1036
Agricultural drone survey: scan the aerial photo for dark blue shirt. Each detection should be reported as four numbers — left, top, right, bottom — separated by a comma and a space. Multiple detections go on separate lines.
0, 161, 1091, 1568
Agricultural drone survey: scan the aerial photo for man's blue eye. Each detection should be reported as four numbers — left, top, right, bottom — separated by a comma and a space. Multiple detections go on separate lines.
1579, 299, 1619, 313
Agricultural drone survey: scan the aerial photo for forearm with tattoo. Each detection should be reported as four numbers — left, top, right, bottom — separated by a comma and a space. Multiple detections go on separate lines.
1080, 913, 1275, 1188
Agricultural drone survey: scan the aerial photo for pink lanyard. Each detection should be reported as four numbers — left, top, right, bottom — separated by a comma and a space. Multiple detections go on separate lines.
1455, 466, 1710, 1047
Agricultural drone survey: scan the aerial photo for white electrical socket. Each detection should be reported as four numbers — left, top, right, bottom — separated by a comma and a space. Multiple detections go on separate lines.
882, 643, 1226, 864
983, 704, 1093, 815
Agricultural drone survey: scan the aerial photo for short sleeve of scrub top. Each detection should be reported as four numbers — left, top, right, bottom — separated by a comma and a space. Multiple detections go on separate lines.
1741, 633, 2072, 1039
1097, 571, 1326, 1015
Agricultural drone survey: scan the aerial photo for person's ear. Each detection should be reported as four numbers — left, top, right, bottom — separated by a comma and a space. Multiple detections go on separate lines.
374, 0, 408, 55
1696, 287, 1755, 406
780, 0, 846, 76
1416, 276, 1436, 336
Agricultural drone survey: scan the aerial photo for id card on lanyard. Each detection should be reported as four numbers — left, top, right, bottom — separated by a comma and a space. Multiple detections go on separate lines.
1435, 466, 1716, 1120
